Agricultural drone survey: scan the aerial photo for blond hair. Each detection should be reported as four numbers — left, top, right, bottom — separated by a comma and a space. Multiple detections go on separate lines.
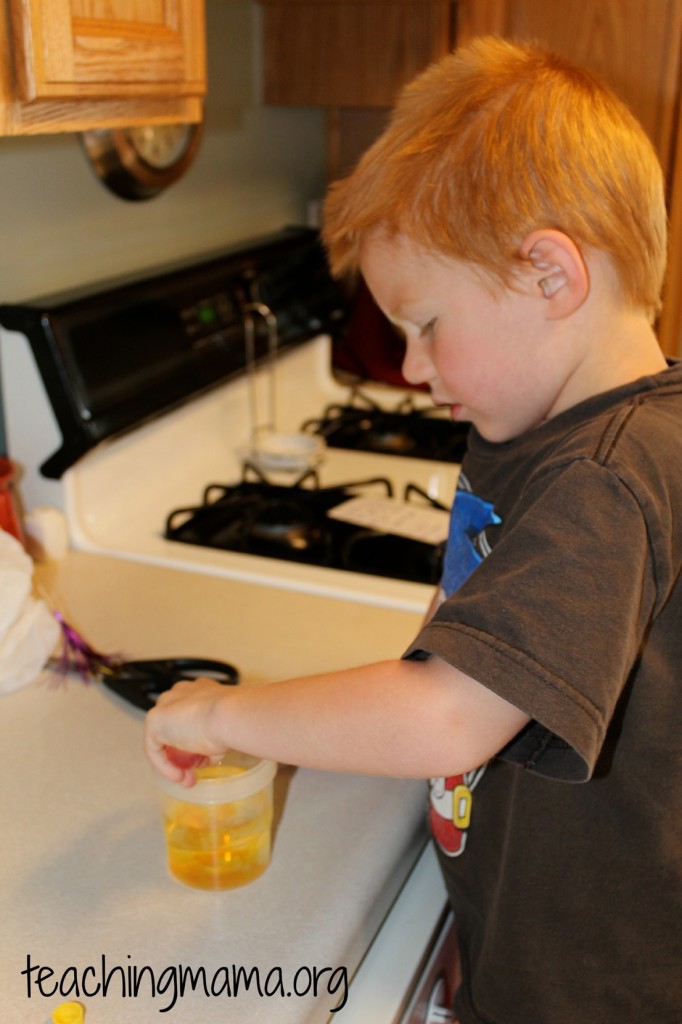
323, 37, 667, 318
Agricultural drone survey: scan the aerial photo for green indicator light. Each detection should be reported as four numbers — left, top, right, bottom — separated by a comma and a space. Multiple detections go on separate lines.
198, 305, 217, 324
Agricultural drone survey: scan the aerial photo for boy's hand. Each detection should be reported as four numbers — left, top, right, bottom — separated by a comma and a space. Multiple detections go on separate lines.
144, 677, 230, 786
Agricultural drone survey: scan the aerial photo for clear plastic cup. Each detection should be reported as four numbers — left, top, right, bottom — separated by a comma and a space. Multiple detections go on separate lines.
157, 751, 277, 890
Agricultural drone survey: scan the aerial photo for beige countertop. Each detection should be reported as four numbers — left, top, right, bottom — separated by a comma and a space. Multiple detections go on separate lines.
34, 551, 424, 684
1, 552, 436, 1024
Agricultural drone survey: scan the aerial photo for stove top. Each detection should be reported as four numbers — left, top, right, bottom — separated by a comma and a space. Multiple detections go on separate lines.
302, 389, 469, 463
1, 333, 460, 611
165, 464, 447, 586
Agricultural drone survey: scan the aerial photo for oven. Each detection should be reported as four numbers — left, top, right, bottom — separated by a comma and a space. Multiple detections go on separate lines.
0, 227, 461, 1023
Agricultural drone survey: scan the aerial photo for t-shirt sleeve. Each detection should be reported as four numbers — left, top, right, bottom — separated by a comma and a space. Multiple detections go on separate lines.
404, 460, 658, 782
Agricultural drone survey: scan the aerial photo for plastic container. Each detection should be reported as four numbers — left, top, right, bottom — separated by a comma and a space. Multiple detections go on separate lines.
157, 751, 277, 890
0, 457, 25, 546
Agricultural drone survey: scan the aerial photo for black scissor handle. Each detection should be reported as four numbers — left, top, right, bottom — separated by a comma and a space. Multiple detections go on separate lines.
102, 657, 239, 711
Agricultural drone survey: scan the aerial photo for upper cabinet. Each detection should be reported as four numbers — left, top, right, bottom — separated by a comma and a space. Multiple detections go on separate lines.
260, 0, 456, 108
260, 0, 682, 354
259, 0, 455, 177
0, 0, 206, 135
457, 0, 682, 186
456, 0, 682, 358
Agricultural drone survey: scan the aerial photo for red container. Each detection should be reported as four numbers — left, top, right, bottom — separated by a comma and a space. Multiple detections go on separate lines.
0, 457, 26, 547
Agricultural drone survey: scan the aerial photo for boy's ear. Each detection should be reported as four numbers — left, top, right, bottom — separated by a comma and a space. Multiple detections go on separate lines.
518, 229, 589, 319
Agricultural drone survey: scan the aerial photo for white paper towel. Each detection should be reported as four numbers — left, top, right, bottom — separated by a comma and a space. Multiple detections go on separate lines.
0, 529, 60, 693
0, 533, 31, 639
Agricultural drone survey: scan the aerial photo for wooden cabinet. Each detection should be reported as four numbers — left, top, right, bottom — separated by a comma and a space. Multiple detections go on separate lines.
0, 0, 206, 135
456, 0, 682, 356
260, 1, 455, 178
261, 0, 455, 108
260, 0, 682, 353
458, 0, 682, 191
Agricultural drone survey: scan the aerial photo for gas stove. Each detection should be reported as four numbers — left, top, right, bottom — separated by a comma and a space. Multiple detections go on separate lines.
0, 228, 461, 613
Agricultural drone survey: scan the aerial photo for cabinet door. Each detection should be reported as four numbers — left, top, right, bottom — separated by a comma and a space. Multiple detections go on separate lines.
457, 0, 682, 356
9, 0, 206, 101
456, 0, 682, 180
261, 1, 455, 107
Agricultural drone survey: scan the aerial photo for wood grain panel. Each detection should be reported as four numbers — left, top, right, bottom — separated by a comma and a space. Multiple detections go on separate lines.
457, 0, 682, 354
0, 0, 204, 133
262, 2, 454, 107
457, 0, 682, 178
9, 0, 205, 99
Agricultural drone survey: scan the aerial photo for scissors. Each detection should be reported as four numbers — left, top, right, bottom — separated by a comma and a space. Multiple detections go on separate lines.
102, 657, 239, 711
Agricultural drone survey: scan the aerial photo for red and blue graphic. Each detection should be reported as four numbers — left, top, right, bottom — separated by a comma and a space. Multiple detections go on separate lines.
430, 476, 501, 857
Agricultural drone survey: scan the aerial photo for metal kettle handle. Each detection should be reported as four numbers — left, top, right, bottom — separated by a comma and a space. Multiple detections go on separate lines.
243, 301, 278, 440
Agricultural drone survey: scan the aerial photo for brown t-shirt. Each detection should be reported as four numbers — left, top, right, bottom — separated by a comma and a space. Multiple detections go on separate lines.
406, 362, 682, 1024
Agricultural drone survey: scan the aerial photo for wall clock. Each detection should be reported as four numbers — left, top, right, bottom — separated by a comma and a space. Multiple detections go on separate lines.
81, 121, 203, 201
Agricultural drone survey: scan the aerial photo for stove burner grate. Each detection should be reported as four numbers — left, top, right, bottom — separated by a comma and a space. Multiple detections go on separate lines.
301, 389, 469, 462
165, 464, 446, 585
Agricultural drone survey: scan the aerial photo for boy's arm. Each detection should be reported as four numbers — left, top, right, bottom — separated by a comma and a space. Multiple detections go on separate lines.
144, 656, 530, 785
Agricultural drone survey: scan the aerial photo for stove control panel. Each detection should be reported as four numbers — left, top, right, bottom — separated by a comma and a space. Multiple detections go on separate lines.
0, 227, 346, 479
181, 291, 242, 340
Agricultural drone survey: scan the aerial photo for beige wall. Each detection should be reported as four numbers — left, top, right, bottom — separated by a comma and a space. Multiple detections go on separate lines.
0, 0, 327, 303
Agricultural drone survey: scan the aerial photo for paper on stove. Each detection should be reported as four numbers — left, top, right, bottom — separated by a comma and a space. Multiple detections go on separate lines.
328, 495, 450, 545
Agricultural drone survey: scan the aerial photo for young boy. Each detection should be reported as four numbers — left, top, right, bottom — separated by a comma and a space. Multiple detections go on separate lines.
145, 38, 682, 1022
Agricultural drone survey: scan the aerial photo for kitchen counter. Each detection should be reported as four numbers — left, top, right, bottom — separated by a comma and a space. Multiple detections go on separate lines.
1, 552, 445, 1024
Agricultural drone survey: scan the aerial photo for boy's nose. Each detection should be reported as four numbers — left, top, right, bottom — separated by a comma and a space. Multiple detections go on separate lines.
401, 340, 432, 387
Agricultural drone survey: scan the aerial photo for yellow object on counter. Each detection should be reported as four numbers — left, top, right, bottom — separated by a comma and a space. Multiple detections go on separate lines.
52, 1002, 84, 1024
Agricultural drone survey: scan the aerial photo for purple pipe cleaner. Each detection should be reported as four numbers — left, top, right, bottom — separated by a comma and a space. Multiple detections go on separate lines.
53, 610, 120, 681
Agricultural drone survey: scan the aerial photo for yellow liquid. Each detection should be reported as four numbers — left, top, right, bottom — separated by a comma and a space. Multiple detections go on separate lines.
163, 768, 272, 890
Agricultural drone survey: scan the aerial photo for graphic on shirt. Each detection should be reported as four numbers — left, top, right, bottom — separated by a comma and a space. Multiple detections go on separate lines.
440, 480, 500, 595
431, 474, 501, 857
429, 766, 487, 856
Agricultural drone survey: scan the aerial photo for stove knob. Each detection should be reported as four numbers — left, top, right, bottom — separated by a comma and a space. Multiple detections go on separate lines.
425, 976, 457, 1024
